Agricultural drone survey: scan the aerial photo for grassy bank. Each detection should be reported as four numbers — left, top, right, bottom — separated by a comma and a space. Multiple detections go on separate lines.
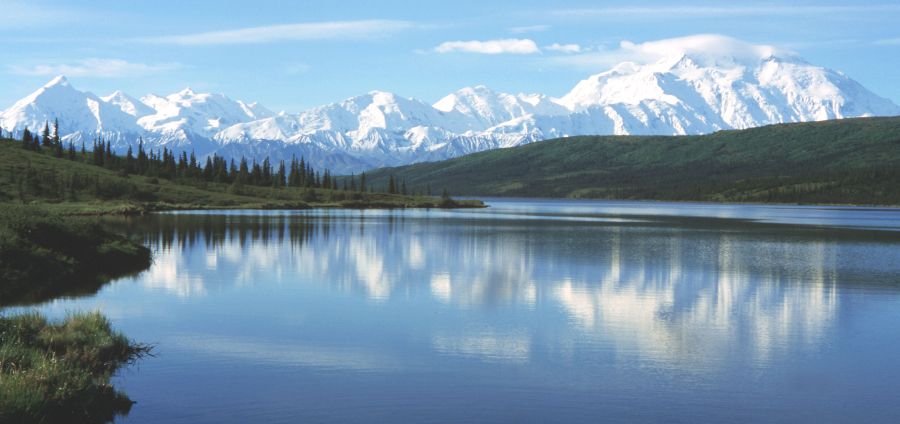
0, 312, 151, 424
362, 116, 900, 205
0, 138, 483, 214
0, 204, 151, 307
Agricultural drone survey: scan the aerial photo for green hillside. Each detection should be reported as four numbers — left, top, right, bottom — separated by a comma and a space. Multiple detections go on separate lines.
362, 117, 900, 205
0, 138, 481, 213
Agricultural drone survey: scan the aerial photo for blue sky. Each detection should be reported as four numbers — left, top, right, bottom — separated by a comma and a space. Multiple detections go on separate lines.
3, 0, 900, 112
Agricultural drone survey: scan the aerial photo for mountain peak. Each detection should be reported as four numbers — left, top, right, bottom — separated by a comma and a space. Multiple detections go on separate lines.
44, 75, 70, 88
3, 40, 899, 175
102, 90, 127, 100
102, 90, 155, 118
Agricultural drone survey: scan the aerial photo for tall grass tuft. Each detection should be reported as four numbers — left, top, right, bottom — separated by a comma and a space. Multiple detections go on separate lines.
0, 311, 152, 423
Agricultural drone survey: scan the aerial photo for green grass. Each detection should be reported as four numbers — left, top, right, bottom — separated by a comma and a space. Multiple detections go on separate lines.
362, 116, 900, 205
0, 311, 151, 424
0, 138, 483, 214
0, 204, 152, 307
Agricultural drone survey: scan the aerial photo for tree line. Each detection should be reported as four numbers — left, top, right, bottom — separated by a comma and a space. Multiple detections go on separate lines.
4, 121, 421, 195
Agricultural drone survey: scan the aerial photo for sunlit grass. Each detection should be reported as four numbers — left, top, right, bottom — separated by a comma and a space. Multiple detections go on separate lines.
0, 311, 152, 423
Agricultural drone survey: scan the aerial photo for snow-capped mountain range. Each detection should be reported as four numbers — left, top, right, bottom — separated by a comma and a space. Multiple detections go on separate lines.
3, 38, 899, 173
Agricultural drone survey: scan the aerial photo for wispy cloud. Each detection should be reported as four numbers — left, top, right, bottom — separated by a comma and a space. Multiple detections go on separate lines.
8, 58, 182, 78
552, 4, 900, 18
545, 34, 788, 70
545, 43, 581, 54
2, 1, 90, 29
875, 38, 900, 45
137, 20, 418, 45
434, 39, 541, 54
284, 63, 312, 75
509, 24, 550, 34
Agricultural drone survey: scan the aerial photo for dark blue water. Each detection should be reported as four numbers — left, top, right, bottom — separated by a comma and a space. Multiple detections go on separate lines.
19, 199, 900, 423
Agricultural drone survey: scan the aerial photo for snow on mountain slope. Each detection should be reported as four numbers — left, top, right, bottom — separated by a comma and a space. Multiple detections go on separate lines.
0, 76, 143, 144
102, 90, 155, 118
137, 88, 274, 138
2, 35, 898, 174
557, 35, 900, 132
433, 85, 568, 130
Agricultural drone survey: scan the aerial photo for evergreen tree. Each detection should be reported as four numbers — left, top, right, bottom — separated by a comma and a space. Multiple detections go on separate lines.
288, 157, 300, 187
261, 157, 272, 186
125, 146, 135, 172
276, 160, 286, 188
41, 121, 51, 147
189, 151, 198, 178
135, 138, 147, 174
299, 157, 307, 186
238, 157, 250, 184
203, 157, 214, 180
229, 159, 238, 180
104, 141, 113, 167
53, 137, 63, 157
21, 127, 32, 150
51, 118, 60, 146
388, 175, 396, 194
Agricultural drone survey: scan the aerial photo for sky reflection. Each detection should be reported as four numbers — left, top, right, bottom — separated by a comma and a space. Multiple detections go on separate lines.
118, 206, 895, 369
18, 201, 900, 423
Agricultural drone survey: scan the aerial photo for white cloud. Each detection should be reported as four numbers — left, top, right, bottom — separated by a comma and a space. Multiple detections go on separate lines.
552, 5, 900, 18
509, 24, 550, 34
545, 43, 582, 54
8, 58, 182, 78
138, 20, 417, 45
2, 1, 90, 29
546, 34, 790, 70
875, 38, 900, 45
284, 63, 312, 75
434, 39, 540, 55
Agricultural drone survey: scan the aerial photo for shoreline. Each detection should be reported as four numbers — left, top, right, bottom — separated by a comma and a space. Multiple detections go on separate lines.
461, 194, 900, 210
34, 198, 487, 217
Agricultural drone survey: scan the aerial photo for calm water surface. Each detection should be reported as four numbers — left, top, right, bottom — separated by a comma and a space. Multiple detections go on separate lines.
19, 199, 900, 423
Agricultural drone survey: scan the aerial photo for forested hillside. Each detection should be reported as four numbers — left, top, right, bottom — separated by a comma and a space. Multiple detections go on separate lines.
362, 117, 900, 205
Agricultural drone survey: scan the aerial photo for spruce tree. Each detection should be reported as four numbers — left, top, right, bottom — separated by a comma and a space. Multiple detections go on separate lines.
276, 161, 286, 188
51, 118, 60, 145
21, 128, 32, 150
41, 121, 51, 147
125, 146, 135, 172
238, 157, 250, 184
53, 136, 64, 157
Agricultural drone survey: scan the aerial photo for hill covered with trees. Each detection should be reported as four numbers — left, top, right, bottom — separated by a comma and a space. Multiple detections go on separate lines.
0, 124, 482, 213
361, 117, 900, 205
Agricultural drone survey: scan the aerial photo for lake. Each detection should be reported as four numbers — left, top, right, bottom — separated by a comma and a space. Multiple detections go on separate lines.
18, 199, 900, 423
